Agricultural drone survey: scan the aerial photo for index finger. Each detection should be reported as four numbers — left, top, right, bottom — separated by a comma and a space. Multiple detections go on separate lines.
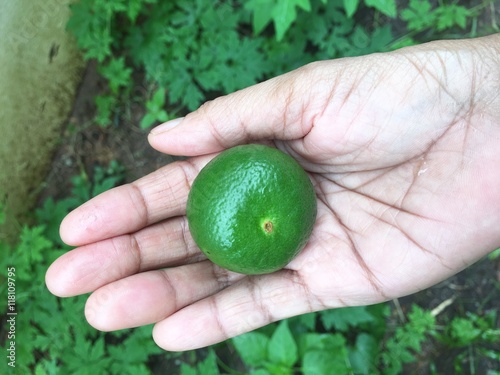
60, 155, 213, 246
147, 62, 330, 157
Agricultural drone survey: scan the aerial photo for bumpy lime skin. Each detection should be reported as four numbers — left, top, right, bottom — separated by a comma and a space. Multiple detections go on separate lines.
186, 144, 317, 275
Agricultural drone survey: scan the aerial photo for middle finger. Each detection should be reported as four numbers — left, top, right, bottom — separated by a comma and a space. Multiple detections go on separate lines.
46, 216, 204, 297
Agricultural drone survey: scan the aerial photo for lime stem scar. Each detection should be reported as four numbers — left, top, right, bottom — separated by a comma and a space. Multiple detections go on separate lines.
264, 221, 273, 233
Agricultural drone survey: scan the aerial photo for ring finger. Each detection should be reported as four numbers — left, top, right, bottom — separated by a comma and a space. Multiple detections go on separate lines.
84, 260, 245, 331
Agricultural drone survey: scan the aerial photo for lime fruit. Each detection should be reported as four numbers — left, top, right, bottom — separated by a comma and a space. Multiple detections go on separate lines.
186, 144, 317, 275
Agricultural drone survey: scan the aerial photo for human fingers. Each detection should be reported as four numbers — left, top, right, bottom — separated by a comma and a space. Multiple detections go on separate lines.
46, 216, 202, 297
82, 261, 244, 331
59, 155, 213, 247
152, 269, 325, 351
147, 61, 342, 156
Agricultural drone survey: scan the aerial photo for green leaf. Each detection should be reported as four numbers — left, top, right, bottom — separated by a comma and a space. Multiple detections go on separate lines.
364, 0, 396, 18
91, 166, 125, 197
367, 25, 394, 53
263, 362, 292, 374
67, 0, 95, 37
35, 197, 75, 247
349, 333, 378, 375
141, 87, 168, 129
447, 317, 482, 346
140, 113, 157, 129
401, 0, 435, 32
98, 57, 132, 94
379, 305, 435, 374
350, 25, 370, 49
98, 0, 127, 15
126, 0, 143, 22
126, 0, 158, 22
294, 0, 311, 11
488, 247, 500, 260
320, 306, 375, 331
298, 333, 324, 352
197, 34, 269, 94
151, 87, 166, 107
89, 337, 105, 361
302, 351, 342, 375
59, 296, 96, 339
183, 83, 205, 111
343, 0, 360, 17
479, 348, 500, 361
434, 4, 471, 31
232, 332, 270, 367
155, 110, 168, 122
63, 335, 112, 374
180, 364, 198, 375
406, 305, 436, 338
66, 0, 114, 61
94, 94, 117, 127
295, 312, 317, 331
34, 358, 60, 375
268, 320, 298, 367
108, 328, 159, 368
178, 350, 220, 375
252, 370, 271, 375
272, 0, 311, 41
83, 30, 113, 62
245, 0, 275, 35
124, 5, 176, 68
197, 349, 220, 375
302, 335, 352, 375
16, 226, 53, 280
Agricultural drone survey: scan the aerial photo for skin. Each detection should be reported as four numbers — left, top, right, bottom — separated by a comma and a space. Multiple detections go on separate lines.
45, 34, 500, 351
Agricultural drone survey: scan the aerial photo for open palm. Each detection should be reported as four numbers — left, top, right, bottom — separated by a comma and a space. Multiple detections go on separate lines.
46, 36, 500, 351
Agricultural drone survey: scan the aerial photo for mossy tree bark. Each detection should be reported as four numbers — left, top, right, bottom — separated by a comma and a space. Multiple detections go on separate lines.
0, 0, 85, 243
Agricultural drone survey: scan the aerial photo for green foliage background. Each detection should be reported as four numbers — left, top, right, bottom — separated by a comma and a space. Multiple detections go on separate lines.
65, 0, 492, 128
1, 0, 499, 374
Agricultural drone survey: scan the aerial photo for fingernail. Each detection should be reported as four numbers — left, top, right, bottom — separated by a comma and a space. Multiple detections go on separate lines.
149, 117, 184, 135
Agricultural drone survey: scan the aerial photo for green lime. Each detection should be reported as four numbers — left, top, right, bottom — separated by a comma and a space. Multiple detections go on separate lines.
186, 144, 317, 275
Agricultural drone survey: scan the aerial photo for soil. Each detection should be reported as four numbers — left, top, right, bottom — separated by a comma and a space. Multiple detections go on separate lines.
39, 61, 181, 205
399, 258, 500, 374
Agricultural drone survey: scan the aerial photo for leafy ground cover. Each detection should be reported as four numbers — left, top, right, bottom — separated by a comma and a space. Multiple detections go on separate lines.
1, 0, 499, 374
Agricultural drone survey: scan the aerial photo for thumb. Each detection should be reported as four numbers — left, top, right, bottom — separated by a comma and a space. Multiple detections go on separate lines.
147, 63, 326, 156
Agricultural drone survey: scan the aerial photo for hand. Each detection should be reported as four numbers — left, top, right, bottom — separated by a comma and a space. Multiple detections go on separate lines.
45, 34, 500, 351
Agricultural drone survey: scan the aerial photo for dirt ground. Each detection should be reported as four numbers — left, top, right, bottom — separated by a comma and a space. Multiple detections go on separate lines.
40, 61, 179, 202
40, 20, 500, 374
400, 259, 500, 374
